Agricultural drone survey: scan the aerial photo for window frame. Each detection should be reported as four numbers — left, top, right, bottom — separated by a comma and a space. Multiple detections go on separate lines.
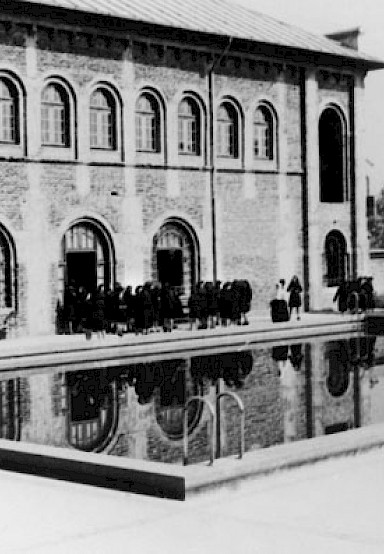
253, 104, 274, 161
135, 92, 161, 153
0, 78, 19, 145
178, 96, 201, 157
90, 88, 116, 151
41, 82, 70, 148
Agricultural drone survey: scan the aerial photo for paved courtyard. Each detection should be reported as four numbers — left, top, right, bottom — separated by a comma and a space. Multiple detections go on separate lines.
2, 446, 384, 553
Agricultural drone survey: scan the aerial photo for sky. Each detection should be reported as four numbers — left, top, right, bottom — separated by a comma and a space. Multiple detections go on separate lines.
232, 0, 384, 190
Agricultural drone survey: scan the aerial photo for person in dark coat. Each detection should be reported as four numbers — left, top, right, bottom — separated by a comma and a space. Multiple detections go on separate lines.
142, 281, 154, 334
188, 285, 200, 330
333, 280, 348, 314
205, 281, 217, 328
214, 281, 222, 326
76, 286, 88, 332
151, 282, 162, 332
64, 283, 77, 334
231, 280, 241, 325
220, 282, 233, 326
123, 285, 135, 332
287, 275, 303, 320
92, 284, 106, 338
134, 285, 144, 334
196, 281, 207, 329
160, 282, 174, 332
237, 279, 252, 325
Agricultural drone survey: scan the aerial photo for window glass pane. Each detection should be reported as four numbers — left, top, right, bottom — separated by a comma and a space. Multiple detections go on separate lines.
0, 79, 16, 143
136, 93, 159, 152
41, 84, 68, 146
90, 89, 114, 149
178, 98, 199, 155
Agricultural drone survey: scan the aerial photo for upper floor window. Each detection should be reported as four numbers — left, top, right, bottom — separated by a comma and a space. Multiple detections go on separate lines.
41, 83, 69, 147
178, 97, 200, 155
136, 93, 160, 152
0, 79, 18, 144
90, 89, 116, 150
254, 105, 273, 160
319, 107, 346, 203
217, 102, 239, 158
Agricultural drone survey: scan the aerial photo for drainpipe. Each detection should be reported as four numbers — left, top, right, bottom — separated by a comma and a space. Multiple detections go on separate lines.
207, 37, 233, 287
206, 37, 232, 459
350, 78, 357, 280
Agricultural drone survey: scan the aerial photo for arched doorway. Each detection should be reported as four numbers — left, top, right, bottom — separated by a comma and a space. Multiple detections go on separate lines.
59, 219, 114, 299
152, 220, 198, 297
324, 230, 348, 287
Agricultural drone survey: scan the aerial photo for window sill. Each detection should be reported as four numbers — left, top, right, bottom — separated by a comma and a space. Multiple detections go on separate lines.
38, 147, 76, 161
89, 150, 122, 164
0, 143, 25, 159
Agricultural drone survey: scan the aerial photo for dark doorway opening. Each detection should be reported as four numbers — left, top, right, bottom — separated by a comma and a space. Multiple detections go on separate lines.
157, 249, 183, 287
66, 252, 97, 293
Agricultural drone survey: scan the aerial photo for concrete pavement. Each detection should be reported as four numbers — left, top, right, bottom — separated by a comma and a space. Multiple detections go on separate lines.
2, 446, 384, 553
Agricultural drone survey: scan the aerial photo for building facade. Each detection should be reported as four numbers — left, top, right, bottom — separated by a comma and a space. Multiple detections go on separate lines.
0, 0, 382, 336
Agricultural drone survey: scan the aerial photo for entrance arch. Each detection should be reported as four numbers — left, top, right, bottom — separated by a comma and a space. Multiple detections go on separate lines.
59, 218, 115, 299
152, 219, 199, 296
324, 230, 348, 287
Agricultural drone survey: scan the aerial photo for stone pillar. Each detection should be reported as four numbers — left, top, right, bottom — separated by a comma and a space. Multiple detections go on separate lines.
353, 73, 370, 277
276, 74, 295, 282
24, 165, 52, 335
25, 30, 40, 158
305, 70, 321, 310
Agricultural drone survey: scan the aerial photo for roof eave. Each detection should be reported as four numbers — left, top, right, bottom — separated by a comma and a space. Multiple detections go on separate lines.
8, 0, 384, 72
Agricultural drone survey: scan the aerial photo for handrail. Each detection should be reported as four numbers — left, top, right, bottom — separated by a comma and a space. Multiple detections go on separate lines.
216, 391, 245, 459
183, 396, 215, 466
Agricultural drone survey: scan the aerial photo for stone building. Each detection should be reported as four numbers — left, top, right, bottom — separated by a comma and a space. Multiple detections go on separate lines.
0, 0, 382, 336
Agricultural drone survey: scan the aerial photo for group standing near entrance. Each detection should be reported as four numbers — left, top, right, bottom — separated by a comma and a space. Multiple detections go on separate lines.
58, 279, 253, 338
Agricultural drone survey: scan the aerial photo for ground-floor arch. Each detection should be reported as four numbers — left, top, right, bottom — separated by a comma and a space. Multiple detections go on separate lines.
152, 218, 199, 297
59, 218, 115, 300
0, 223, 17, 312
324, 230, 349, 287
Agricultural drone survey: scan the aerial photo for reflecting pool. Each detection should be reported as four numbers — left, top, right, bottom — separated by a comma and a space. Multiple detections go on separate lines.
1, 331, 382, 465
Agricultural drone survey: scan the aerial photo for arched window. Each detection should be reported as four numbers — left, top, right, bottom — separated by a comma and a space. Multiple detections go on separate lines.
319, 107, 346, 202
217, 101, 239, 158
41, 83, 70, 147
178, 97, 200, 155
324, 231, 347, 287
90, 88, 116, 149
136, 92, 160, 152
254, 105, 274, 160
0, 79, 18, 144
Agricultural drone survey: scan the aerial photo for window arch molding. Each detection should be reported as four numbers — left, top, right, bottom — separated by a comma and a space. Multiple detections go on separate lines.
0, 70, 26, 154
251, 99, 278, 166
176, 91, 206, 161
216, 95, 244, 165
135, 87, 165, 157
40, 75, 77, 157
319, 103, 348, 203
88, 81, 122, 154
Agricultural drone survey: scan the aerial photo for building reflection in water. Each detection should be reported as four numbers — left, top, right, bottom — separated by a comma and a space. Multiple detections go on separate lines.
0, 334, 380, 465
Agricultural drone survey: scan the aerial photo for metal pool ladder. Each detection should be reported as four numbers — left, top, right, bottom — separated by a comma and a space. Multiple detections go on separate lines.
183, 392, 244, 466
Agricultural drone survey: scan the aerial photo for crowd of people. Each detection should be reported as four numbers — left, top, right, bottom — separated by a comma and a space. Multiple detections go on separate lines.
333, 276, 375, 314
57, 274, 375, 337
57, 279, 253, 338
